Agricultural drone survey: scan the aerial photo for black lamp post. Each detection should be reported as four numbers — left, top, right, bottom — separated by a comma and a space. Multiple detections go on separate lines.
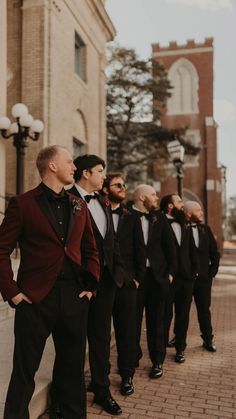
0, 103, 44, 195
167, 139, 185, 198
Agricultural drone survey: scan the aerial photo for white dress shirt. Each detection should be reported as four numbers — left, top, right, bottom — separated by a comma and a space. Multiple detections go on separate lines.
132, 205, 150, 267
166, 214, 182, 246
192, 224, 199, 248
74, 184, 107, 238
111, 205, 120, 233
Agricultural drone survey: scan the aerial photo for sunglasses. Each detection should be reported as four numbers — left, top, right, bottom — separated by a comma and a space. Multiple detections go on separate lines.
110, 182, 127, 190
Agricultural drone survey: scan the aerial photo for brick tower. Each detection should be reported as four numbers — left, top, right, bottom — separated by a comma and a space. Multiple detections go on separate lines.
152, 38, 223, 247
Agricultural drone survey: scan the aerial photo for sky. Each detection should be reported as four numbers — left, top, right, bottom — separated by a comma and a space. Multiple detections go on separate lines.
106, 0, 236, 198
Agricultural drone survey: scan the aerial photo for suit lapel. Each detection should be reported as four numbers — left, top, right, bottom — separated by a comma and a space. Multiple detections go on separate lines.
147, 219, 154, 243
35, 192, 61, 241
117, 215, 124, 234
197, 225, 204, 249
97, 195, 110, 237
66, 196, 77, 243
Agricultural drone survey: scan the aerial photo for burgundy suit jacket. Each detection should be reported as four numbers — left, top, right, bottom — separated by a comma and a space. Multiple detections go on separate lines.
0, 185, 100, 303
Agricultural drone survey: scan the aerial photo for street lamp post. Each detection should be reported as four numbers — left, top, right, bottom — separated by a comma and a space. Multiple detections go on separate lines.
167, 139, 185, 198
0, 103, 44, 195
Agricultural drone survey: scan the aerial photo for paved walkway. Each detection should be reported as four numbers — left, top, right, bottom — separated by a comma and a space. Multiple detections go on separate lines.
2, 251, 236, 418
85, 250, 236, 419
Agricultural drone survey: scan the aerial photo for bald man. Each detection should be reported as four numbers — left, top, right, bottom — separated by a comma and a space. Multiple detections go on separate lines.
131, 185, 177, 378
184, 201, 220, 352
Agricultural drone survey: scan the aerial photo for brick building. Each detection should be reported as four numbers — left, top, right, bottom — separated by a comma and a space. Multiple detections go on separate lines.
4, 0, 115, 196
152, 38, 224, 247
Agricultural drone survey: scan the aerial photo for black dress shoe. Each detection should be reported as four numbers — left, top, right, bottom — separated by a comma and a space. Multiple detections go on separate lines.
203, 340, 217, 352
93, 394, 122, 415
149, 364, 163, 379
167, 336, 176, 348
120, 377, 134, 395
49, 405, 64, 419
175, 351, 185, 363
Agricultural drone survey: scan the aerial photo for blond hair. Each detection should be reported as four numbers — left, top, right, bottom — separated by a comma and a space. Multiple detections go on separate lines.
36, 145, 61, 177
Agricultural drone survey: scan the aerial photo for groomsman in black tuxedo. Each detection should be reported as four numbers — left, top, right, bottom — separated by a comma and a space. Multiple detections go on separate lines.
131, 185, 177, 379
184, 201, 220, 352
160, 194, 198, 363
102, 173, 146, 396
69, 155, 123, 416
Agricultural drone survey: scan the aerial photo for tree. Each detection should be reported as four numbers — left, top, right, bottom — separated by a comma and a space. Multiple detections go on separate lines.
227, 196, 236, 239
106, 44, 185, 180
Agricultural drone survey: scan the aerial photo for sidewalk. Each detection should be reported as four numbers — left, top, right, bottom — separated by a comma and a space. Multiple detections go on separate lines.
1, 251, 236, 419
85, 250, 236, 419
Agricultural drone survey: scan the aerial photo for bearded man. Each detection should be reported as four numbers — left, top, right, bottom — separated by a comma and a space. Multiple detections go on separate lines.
160, 194, 198, 363
102, 173, 146, 396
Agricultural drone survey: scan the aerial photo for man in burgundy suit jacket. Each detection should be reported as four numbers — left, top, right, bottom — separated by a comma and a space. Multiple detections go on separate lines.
0, 145, 99, 419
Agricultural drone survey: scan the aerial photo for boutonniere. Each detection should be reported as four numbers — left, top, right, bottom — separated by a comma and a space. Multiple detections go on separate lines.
149, 211, 158, 222
71, 199, 83, 214
103, 196, 110, 207
122, 207, 129, 216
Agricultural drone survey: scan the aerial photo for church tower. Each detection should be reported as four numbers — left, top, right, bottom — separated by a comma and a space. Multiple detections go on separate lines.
152, 38, 223, 246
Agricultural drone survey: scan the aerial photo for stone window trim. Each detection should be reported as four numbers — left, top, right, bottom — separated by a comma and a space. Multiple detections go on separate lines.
73, 137, 87, 159
74, 31, 87, 82
167, 58, 199, 115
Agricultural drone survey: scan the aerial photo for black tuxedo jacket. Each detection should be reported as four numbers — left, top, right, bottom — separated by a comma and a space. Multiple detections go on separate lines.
68, 186, 124, 285
168, 219, 199, 281
115, 206, 146, 286
130, 209, 177, 292
146, 211, 177, 291
193, 224, 220, 286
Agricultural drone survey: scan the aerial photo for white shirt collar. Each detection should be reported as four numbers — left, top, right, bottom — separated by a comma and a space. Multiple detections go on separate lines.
74, 184, 95, 200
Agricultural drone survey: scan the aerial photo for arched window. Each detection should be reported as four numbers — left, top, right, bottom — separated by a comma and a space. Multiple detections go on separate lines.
167, 58, 199, 115
72, 109, 87, 157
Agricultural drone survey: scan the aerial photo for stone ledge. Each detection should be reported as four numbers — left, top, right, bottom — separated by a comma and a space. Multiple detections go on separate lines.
0, 316, 55, 419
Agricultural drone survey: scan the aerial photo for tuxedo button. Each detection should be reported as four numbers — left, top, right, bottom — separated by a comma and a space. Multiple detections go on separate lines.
59, 221, 62, 225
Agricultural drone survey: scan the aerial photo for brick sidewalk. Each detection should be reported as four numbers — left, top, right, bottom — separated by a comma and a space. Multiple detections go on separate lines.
86, 271, 236, 418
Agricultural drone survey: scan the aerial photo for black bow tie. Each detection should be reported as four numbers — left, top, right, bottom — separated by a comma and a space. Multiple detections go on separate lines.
168, 218, 176, 224
112, 207, 123, 216
84, 194, 98, 203
191, 224, 198, 228
135, 210, 151, 220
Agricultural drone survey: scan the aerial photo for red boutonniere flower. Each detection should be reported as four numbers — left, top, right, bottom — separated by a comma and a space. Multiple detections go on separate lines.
149, 212, 158, 222
122, 207, 129, 216
72, 199, 83, 214
103, 196, 110, 207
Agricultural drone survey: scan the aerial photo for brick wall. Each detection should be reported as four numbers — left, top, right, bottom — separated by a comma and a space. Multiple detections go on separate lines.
152, 38, 223, 248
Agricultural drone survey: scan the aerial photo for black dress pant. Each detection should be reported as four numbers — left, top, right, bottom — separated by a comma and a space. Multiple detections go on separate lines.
165, 278, 194, 352
87, 268, 117, 397
193, 281, 213, 341
4, 280, 89, 419
113, 282, 137, 379
136, 268, 167, 366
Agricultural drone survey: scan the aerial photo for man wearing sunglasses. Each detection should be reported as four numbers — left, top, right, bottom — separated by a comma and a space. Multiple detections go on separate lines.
103, 174, 146, 396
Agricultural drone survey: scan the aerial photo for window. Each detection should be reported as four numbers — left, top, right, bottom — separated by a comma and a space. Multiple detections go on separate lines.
167, 58, 199, 115
74, 32, 86, 81
73, 137, 86, 159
